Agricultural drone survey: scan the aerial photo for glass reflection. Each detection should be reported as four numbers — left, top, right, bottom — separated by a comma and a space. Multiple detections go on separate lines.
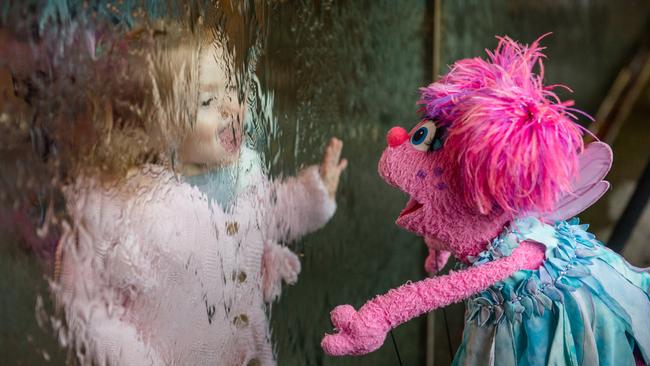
1, 2, 349, 364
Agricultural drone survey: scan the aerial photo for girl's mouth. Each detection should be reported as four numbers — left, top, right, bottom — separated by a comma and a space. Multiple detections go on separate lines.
217, 123, 241, 154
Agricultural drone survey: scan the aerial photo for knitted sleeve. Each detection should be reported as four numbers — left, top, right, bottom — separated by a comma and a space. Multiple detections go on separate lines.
263, 165, 336, 243
55, 226, 163, 366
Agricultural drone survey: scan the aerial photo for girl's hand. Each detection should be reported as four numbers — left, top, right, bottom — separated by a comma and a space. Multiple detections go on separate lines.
320, 137, 348, 199
262, 241, 302, 302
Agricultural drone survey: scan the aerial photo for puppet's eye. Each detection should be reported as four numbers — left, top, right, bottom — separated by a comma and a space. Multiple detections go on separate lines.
410, 121, 437, 151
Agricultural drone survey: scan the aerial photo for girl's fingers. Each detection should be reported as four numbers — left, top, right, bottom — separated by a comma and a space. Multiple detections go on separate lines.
329, 138, 342, 166
322, 138, 345, 185
338, 158, 348, 172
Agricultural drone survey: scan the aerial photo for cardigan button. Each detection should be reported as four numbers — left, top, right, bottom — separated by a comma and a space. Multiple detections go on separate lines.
226, 221, 239, 236
233, 314, 249, 329
232, 270, 247, 283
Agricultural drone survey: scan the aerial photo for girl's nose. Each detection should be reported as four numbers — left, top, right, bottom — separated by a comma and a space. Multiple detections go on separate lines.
386, 126, 409, 147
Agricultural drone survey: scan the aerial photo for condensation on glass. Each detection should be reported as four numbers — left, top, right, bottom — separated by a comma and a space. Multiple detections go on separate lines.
0, 1, 430, 365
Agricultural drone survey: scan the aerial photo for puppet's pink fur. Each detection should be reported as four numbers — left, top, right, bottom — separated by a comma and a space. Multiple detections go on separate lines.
420, 35, 584, 214
322, 35, 586, 356
323, 241, 545, 355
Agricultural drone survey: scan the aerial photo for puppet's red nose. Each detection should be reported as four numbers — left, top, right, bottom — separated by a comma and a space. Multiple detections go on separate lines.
386, 127, 409, 147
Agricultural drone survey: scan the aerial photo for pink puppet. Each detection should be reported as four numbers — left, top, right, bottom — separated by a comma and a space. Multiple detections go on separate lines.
322, 36, 650, 365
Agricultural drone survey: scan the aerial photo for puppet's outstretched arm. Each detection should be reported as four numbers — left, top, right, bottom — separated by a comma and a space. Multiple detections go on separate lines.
321, 241, 544, 356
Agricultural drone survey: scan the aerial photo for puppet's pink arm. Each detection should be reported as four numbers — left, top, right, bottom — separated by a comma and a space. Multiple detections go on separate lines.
322, 241, 544, 356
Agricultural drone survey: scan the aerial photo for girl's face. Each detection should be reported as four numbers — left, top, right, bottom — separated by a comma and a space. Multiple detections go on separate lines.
180, 44, 245, 168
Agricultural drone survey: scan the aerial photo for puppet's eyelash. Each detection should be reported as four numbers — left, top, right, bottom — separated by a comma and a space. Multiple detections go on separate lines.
428, 127, 446, 152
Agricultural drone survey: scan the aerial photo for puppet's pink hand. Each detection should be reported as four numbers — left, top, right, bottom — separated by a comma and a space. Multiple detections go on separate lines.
424, 249, 452, 274
424, 237, 451, 274
321, 304, 389, 356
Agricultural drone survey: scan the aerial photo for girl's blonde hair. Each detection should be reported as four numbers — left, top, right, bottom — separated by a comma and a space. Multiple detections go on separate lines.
0, 21, 220, 206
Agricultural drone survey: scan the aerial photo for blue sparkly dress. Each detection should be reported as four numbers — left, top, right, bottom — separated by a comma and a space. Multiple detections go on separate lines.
453, 217, 650, 366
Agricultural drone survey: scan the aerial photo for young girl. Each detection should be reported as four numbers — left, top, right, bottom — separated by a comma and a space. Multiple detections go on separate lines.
5, 22, 345, 365
179, 39, 347, 302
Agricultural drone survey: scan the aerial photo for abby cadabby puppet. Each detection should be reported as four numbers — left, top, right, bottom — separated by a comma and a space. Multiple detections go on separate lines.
321, 36, 650, 365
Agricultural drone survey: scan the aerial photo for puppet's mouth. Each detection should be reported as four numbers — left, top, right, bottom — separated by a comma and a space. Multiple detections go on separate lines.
399, 197, 423, 218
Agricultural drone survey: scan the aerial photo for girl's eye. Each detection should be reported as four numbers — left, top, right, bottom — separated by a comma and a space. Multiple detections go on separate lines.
201, 97, 214, 107
410, 121, 438, 151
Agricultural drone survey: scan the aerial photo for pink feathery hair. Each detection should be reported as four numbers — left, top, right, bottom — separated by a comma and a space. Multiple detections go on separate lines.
419, 34, 585, 215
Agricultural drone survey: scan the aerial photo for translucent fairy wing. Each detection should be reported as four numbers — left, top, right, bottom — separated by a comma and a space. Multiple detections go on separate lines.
541, 142, 613, 223
572, 142, 613, 192
544, 181, 611, 223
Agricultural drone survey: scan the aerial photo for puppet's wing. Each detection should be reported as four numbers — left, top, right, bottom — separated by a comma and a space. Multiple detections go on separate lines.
540, 142, 613, 223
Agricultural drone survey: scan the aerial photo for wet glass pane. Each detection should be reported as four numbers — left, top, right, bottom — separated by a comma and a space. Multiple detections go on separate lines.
259, 2, 430, 364
1, 1, 430, 364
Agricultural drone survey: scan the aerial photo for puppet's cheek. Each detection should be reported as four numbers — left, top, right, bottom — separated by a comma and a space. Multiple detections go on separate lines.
378, 145, 421, 190
378, 148, 402, 187
425, 236, 447, 250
